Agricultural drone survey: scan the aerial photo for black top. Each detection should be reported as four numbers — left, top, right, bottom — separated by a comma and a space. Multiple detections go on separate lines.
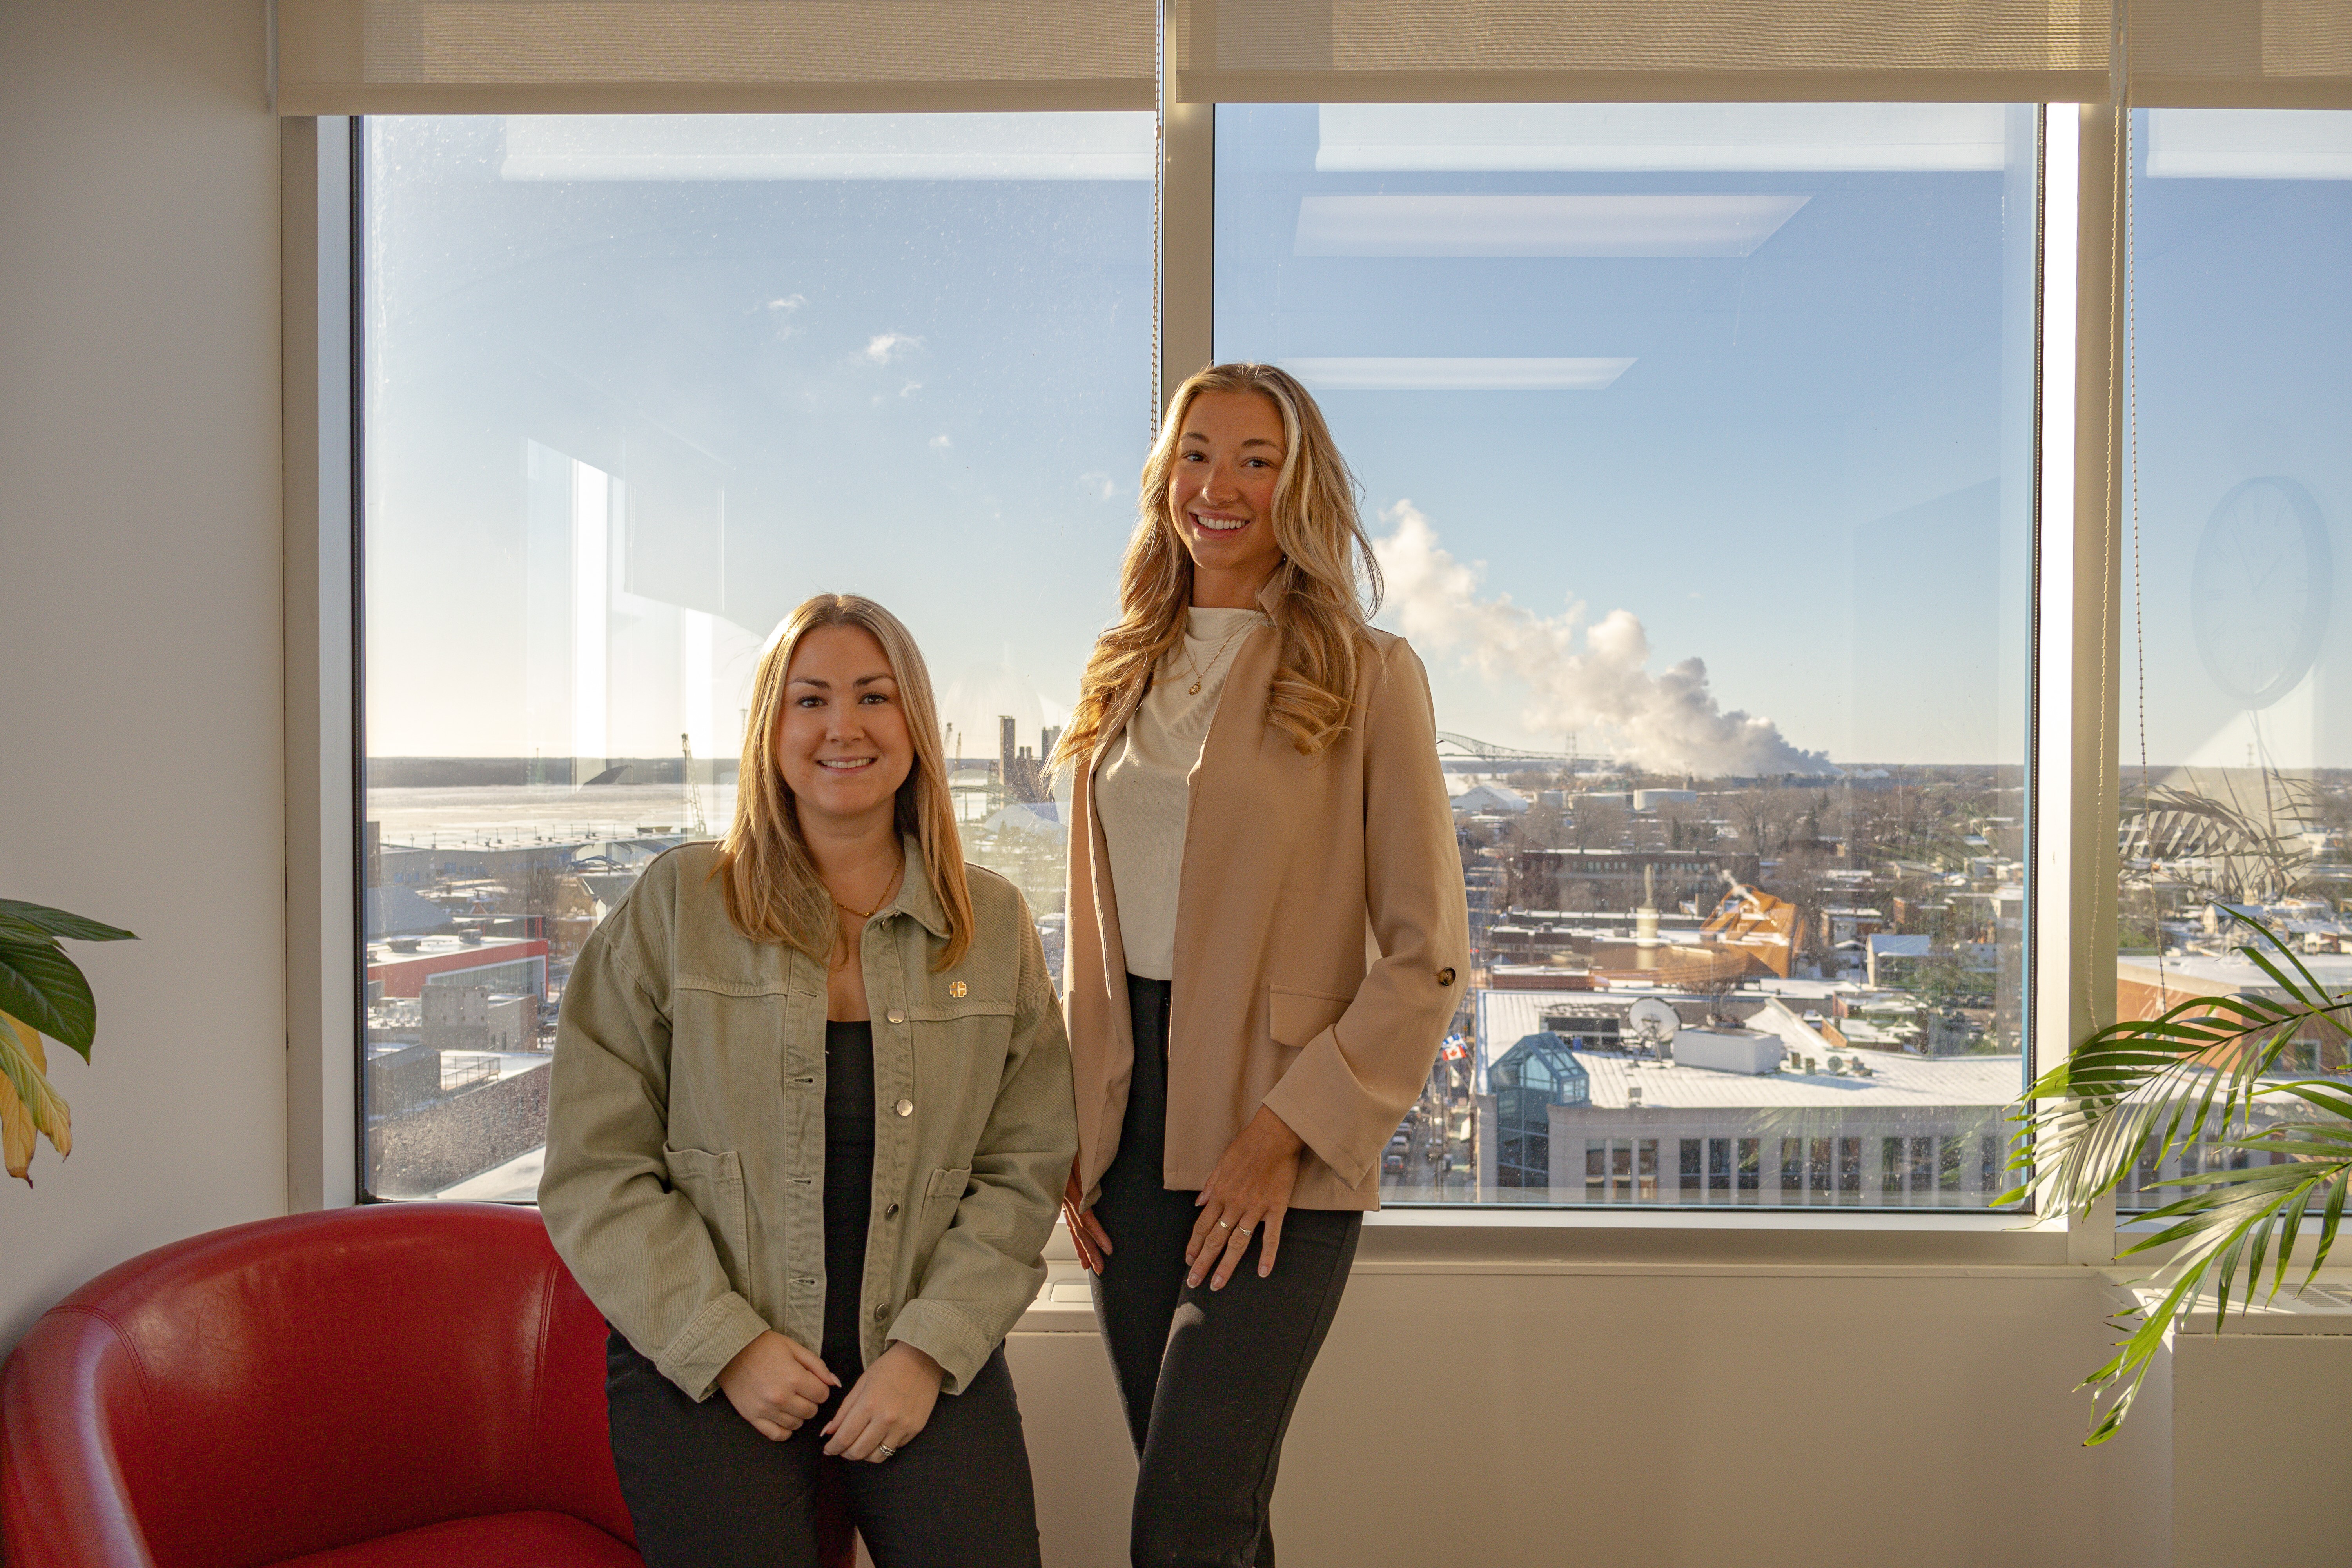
821, 1019, 876, 1370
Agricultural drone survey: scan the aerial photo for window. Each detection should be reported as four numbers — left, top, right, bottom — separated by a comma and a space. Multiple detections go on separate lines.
1216, 104, 2038, 1207
354, 99, 2350, 1220
358, 113, 1154, 1198
2112, 109, 2352, 1210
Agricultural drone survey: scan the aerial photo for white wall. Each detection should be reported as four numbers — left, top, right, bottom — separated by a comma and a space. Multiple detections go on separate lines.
0, 0, 287, 1351
1011, 1240, 2171, 1568
0, 13, 2314, 1564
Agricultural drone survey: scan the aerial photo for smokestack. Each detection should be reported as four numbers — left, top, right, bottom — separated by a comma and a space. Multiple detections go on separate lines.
999, 715, 1016, 784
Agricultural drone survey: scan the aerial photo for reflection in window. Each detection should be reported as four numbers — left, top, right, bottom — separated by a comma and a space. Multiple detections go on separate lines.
2114, 109, 2352, 1210
1218, 103, 2039, 1206
359, 113, 1153, 1198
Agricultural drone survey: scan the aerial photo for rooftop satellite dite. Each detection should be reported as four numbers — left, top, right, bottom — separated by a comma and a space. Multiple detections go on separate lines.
1628, 997, 1680, 1054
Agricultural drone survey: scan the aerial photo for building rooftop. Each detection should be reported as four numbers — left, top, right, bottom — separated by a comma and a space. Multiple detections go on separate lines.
1474, 987, 2022, 1110
2118, 950, 2352, 995
367, 932, 544, 967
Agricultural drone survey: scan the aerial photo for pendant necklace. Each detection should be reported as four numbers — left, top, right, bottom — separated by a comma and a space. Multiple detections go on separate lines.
1180, 619, 1255, 696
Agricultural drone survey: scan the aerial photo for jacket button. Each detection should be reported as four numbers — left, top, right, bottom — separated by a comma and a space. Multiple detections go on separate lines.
887, 1007, 906, 1025
1437, 967, 1457, 987
895, 1098, 914, 1117
948, 980, 967, 998
873, 1305, 889, 1322
885, 1202, 901, 1219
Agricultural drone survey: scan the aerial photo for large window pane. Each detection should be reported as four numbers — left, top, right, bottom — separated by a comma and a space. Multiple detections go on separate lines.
2115, 109, 2352, 1209
361, 114, 1153, 1199
1217, 104, 2039, 1207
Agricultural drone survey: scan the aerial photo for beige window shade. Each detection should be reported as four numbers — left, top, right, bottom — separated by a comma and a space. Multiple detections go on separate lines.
274, 0, 1156, 114
2133, 0, 2352, 108
1176, 0, 2115, 104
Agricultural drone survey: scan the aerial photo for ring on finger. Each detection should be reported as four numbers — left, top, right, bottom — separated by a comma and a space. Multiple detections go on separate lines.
1215, 1218, 1232, 1229
876, 1442, 898, 1459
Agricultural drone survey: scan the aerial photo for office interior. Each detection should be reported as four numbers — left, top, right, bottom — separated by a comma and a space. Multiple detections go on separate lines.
5, 2, 2351, 1563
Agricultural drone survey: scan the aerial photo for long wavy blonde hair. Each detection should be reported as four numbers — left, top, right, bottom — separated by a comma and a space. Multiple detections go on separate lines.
1053, 363, 1381, 768
715, 593, 972, 971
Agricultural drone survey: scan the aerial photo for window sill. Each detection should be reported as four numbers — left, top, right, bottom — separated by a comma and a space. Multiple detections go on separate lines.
1044, 1207, 2074, 1274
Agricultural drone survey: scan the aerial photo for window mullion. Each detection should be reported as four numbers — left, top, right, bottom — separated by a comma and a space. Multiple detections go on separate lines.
1158, 0, 1212, 416
2038, 101, 2127, 1263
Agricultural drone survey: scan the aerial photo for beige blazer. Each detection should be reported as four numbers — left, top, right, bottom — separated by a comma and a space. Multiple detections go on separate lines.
1065, 590, 1472, 1210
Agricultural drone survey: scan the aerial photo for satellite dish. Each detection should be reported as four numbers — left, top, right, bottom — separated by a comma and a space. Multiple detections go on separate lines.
1628, 998, 1681, 1052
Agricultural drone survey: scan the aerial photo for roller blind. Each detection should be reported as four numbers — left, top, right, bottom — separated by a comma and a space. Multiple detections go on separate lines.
273, 0, 1157, 114
272, 0, 2352, 114
2133, 0, 2352, 108
1174, 0, 2116, 104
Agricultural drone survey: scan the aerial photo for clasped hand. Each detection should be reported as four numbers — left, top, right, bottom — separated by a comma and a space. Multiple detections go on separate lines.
716, 1330, 943, 1461
1065, 1105, 1307, 1292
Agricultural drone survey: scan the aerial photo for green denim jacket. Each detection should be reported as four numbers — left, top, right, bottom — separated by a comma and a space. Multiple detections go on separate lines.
539, 839, 1075, 1401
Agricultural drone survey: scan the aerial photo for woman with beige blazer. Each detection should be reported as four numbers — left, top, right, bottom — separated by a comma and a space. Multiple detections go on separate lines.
1054, 363, 1471, 1567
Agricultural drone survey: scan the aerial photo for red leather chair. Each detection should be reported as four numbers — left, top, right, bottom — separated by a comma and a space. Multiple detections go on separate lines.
0, 1203, 855, 1568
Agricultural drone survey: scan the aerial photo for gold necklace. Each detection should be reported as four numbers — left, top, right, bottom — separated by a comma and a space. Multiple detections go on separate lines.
1179, 619, 1255, 696
829, 853, 905, 922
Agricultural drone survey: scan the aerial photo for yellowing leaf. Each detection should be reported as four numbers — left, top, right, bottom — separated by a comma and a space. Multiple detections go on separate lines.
0, 1010, 71, 1184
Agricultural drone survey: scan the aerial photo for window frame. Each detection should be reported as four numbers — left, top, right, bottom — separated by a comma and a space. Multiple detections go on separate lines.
285, 93, 2145, 1257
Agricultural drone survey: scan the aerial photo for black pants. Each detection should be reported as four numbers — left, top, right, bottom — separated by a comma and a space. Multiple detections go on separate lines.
1089, 975, 1363, 1568
605, 1330, 1044, 1568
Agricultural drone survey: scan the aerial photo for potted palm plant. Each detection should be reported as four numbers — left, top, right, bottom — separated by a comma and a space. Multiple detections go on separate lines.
2007, 906, 2352, 1443
0, 898, 136, 1184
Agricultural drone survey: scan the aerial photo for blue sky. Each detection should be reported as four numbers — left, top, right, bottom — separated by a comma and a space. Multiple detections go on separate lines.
1216, 102, 2037, 771
361, 107, 2352, 773
2126, 110, 2352, 774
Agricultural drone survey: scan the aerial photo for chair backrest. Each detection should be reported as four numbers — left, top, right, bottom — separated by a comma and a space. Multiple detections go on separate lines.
2, 1202, 633, 1568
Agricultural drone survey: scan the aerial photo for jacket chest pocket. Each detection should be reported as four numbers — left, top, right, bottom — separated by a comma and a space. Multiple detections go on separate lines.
673, 974, 812, 1078
906, 1001, 1016, 1058
904, 1001, 1016, 1102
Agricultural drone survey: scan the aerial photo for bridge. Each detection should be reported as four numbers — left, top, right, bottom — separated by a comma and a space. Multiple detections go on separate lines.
1434, 730, 1580, 762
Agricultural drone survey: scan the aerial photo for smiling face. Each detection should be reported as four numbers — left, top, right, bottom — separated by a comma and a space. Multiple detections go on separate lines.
773, 623, 914, 840
1168, 387, 1289, 605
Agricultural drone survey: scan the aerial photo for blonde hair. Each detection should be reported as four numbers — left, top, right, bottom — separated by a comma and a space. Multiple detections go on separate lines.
716, 594, 972, 970
1054, 363, 1381, 767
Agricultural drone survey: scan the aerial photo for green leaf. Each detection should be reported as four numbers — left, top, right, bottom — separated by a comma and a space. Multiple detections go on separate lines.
0, 900, 134, 944
0, 941, 95, 1058
2274, 1180, 2315, 1299
2276, 1083, 2352, 1121
2314, 1169, 2347, 1277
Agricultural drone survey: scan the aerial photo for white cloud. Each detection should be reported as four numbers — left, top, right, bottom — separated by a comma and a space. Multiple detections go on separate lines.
929, 434, 952, 450
863, 332, 923, 365
1076, 471, 1116, 503
759, 294, 806, 338
899, 380, 923, 398
1373, 500, 1830, 776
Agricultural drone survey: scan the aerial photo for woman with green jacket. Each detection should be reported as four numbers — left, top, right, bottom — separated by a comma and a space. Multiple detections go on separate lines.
541, 593, 1077, 1568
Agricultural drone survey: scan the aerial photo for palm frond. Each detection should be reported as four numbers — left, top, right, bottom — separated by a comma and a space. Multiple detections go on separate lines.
2010, 907, 2352, 1443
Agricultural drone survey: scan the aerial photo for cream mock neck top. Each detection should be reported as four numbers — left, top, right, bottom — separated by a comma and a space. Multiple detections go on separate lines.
1093, 607, 1265, 982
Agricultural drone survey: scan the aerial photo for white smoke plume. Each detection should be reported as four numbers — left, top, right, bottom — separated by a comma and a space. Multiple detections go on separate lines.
1373, 502, 1831, 777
